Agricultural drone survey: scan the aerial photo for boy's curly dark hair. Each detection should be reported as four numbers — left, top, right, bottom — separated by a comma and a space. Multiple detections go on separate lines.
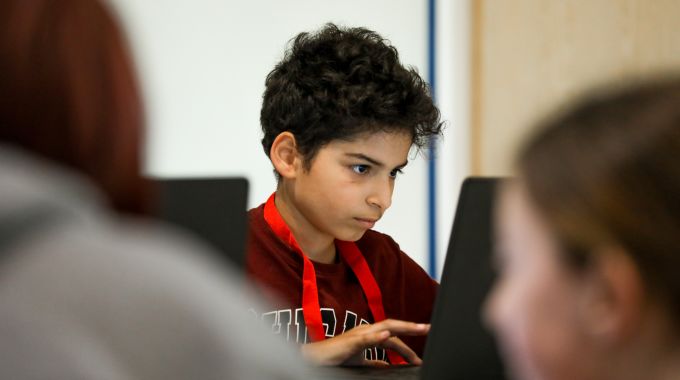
260, 23, 442, 171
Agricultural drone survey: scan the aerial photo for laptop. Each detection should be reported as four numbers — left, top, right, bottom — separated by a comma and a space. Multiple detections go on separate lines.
153, 177, 249, 268
329, 177, 506, 380
420, 177, 506, 379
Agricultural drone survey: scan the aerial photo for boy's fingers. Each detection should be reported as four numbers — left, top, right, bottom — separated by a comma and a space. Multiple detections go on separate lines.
347, 332, 422, 366
360, 360, 390, 367
371, 319, 430, 336
303, 320, 429, 367
379, 337, 422, 365
350, 330, 390, 350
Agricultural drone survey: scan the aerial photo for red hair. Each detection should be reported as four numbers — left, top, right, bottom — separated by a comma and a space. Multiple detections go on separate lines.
0, 0, 151, 214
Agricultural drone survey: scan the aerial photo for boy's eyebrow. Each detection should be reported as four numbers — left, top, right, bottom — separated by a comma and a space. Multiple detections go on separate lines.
345, 153, 408, 169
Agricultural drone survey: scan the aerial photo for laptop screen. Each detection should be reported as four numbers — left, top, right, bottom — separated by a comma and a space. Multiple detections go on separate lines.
421, 177, 506, 380
153, 177, 249, 269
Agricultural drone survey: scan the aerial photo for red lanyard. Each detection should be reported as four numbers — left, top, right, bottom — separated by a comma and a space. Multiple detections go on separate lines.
263, 193, 406, 364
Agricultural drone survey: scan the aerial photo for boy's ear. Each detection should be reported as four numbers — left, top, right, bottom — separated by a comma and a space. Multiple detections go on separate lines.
578, 246, 644, 346
270, 132, 302, 179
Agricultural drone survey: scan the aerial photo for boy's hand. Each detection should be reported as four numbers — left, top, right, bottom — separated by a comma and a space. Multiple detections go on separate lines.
299, 319, 430, 367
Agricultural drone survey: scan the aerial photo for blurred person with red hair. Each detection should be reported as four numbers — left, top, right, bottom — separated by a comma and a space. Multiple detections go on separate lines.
0, 0, 317, 379
0, 0, 148, 215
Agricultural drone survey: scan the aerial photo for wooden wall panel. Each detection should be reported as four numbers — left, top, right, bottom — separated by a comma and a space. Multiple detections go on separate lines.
471, 0, 680, 175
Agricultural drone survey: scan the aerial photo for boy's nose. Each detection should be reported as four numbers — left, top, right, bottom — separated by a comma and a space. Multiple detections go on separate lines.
366, 180, 393, 211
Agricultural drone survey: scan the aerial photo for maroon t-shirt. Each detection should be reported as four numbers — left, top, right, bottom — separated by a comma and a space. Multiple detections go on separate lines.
246, 203, 438, 359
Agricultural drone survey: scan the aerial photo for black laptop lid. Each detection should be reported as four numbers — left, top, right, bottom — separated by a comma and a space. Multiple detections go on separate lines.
421, 177, 506, 380
154, 177, 249, 269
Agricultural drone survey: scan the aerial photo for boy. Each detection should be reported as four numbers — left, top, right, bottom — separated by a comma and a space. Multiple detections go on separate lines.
247, 23, 442, 367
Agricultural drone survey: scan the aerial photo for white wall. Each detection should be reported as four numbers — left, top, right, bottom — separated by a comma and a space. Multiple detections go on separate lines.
108, 0, 468, 274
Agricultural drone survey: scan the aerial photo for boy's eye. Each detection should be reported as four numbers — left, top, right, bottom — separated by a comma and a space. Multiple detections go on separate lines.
389, 168, 403, 178
351, 164, 370, 174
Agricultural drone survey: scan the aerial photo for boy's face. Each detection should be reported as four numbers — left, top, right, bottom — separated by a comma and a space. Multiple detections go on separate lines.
287, 130, 412, 242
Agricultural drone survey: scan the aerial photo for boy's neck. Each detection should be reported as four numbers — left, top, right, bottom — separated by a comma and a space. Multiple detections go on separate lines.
274, 187, 337, 264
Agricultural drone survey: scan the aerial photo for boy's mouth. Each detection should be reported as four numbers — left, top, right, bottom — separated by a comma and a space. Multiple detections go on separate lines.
354, 217, 378, 229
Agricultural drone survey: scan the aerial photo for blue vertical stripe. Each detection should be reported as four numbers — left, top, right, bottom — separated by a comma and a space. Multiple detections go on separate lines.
427, 0, 437, 278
